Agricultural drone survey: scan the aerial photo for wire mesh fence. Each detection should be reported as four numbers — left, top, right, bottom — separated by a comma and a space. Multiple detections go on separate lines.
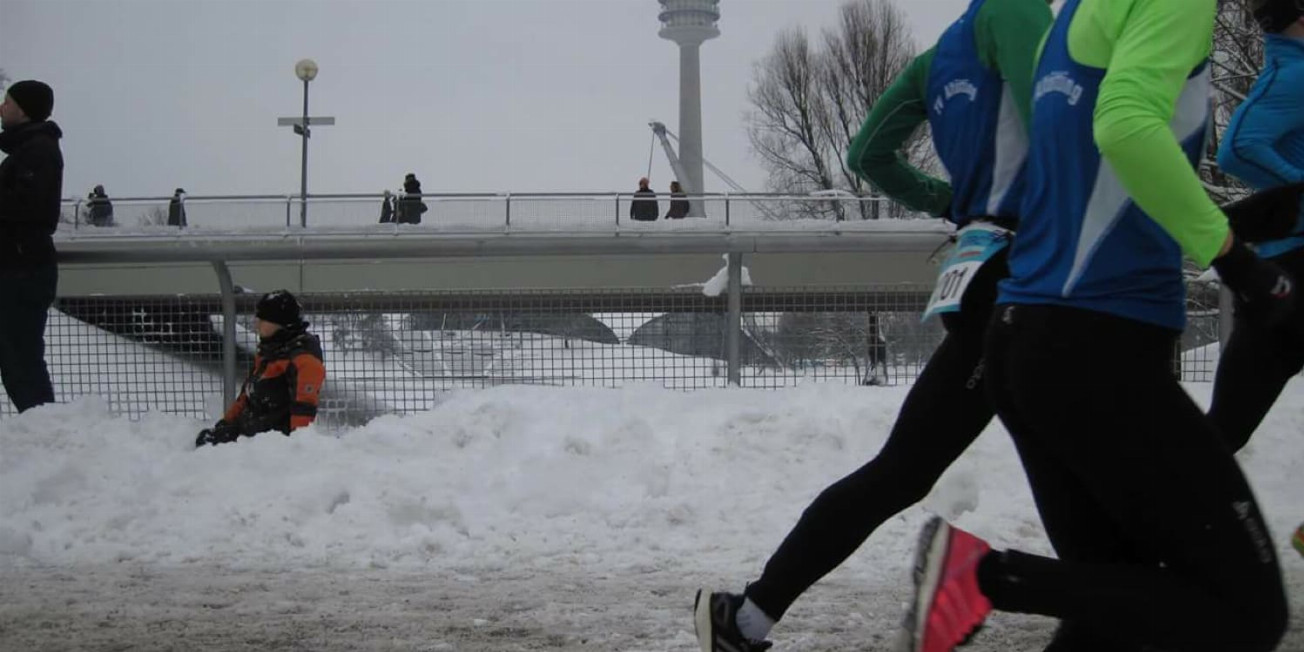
5, 282, 1227, 425
1180, 279, 1224, 382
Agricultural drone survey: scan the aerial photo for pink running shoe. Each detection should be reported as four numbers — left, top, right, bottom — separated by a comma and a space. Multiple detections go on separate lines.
896, 517, 993, 652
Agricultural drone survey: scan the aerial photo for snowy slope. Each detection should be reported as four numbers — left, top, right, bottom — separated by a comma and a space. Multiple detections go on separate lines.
0, 380, 1298, 650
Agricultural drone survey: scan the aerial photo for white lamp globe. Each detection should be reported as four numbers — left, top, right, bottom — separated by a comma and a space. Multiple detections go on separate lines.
295, 59, 319, 82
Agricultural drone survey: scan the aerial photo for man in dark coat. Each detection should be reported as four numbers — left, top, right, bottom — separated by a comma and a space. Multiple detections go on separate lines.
87, 184, 113, 227
0, 80, 62, 411
397, 173, 428, 224
378, 190, 396, 224
630, 177, 658, 222
167, 188, 187, 227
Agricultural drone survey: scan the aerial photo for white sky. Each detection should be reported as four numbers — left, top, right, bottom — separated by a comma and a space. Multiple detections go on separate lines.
1, 0, 989, 199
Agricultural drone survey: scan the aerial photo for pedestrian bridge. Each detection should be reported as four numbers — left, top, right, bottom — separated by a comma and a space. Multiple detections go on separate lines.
22, 192, 1224, 423
55, 193, 951, 295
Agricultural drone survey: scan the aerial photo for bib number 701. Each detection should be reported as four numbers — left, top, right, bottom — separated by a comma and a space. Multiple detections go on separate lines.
934, 265, 972, 304
922, 223, 1011, 321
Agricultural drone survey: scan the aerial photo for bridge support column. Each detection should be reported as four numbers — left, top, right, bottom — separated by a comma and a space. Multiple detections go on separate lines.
726, 252, 742, 386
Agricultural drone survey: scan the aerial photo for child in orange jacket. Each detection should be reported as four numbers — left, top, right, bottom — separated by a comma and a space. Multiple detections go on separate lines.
196, 290, 325, 446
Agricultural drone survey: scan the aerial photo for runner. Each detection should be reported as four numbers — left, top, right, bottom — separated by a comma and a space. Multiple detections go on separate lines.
899, 1, 1290, 650
1208, 0, 1304, 451
692, 0, 1054, 649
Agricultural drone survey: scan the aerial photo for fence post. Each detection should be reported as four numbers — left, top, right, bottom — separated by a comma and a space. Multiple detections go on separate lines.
505, 193, 512, 229
285, 197, 293, 228
615, 194, 621, 227
725, 194, 731, 226
726, 252, 743, 386
212, 261, 239, 409
74, 199, 83, 230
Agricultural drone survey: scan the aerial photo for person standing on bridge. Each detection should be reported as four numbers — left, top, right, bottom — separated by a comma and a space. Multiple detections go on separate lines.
197, 290, 325, 447
378, 189, 396, 224
86, 184, 113, 227
665, 180, 690, 219
692, 0, 1054, 649
397, 173, 428, 224
0, 79, 62, 412
167, 188, 187, 227
630, 177, 658, 222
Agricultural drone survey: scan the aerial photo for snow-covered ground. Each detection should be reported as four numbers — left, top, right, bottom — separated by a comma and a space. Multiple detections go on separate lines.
0, 381, 1299, 650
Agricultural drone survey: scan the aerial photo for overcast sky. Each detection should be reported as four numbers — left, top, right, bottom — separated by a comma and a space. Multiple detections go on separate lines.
2, 0, 988, 199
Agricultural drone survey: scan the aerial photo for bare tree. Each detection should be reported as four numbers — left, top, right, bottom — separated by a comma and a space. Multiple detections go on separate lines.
748, 29, 836, 199
746, 0, 923, 219
819, 0, 919, 218
1207, 0, 1266, 204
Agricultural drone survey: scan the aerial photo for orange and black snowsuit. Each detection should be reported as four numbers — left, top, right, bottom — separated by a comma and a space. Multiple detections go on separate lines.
224, 326, 325, 436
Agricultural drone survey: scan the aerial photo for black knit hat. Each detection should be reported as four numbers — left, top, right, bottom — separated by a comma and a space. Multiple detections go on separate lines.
5, 80, 54, 122
255, 290, 303, 327
1253, 0, 1304, 32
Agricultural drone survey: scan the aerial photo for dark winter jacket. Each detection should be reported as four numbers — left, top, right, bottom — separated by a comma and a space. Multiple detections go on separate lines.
0, 121, 63, 270
665, 192, 690, 219
378, 195, 396, 223
87, 191, 114, 226
167, 195, 187, 227
223, 325, 326, 437
397, 181, 428, 224
630, 188, 658, 221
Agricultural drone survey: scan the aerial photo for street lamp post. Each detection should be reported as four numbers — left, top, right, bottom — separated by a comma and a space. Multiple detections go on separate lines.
295, 59, 316, 228
278, 59, 334, 227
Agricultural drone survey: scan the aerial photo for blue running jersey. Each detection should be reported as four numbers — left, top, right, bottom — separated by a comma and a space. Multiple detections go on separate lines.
998, 0, 1211, 330
926, 0, 1030, 225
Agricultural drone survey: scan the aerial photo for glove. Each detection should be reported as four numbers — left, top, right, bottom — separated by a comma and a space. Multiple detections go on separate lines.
1221, 183, 1304, 243
195, 420, 241, 447
1212, 238, 1296, 326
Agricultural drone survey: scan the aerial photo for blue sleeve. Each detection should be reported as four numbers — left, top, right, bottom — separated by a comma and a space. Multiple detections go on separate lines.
1218, 63, 1304, 189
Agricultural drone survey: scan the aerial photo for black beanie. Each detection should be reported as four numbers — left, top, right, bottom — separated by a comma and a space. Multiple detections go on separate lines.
255, 290, 303, 328
6, 80, 54, 122
1254, 0, 1304, 32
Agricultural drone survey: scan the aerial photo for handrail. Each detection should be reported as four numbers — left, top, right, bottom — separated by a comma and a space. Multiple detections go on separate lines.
59, 192, 925, 232
55, 227, 951, 265
61, 191, 898, 203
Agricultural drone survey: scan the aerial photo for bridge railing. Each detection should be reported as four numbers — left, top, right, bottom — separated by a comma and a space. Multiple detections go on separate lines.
60, 192, 923, 232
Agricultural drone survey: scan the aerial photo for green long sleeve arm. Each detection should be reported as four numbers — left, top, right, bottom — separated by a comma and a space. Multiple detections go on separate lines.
846, 49, 952, 216
1076, 0, 1229, 266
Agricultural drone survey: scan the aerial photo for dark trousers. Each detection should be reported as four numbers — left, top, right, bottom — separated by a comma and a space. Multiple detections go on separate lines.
981, 304, 1286, 652
0, 264, 57, 412
745, 251, 1007, 620
1208, 246, 1304, 452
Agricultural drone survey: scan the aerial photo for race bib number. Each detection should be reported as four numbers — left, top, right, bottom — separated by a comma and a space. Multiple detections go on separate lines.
923, 222, 1011, 321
